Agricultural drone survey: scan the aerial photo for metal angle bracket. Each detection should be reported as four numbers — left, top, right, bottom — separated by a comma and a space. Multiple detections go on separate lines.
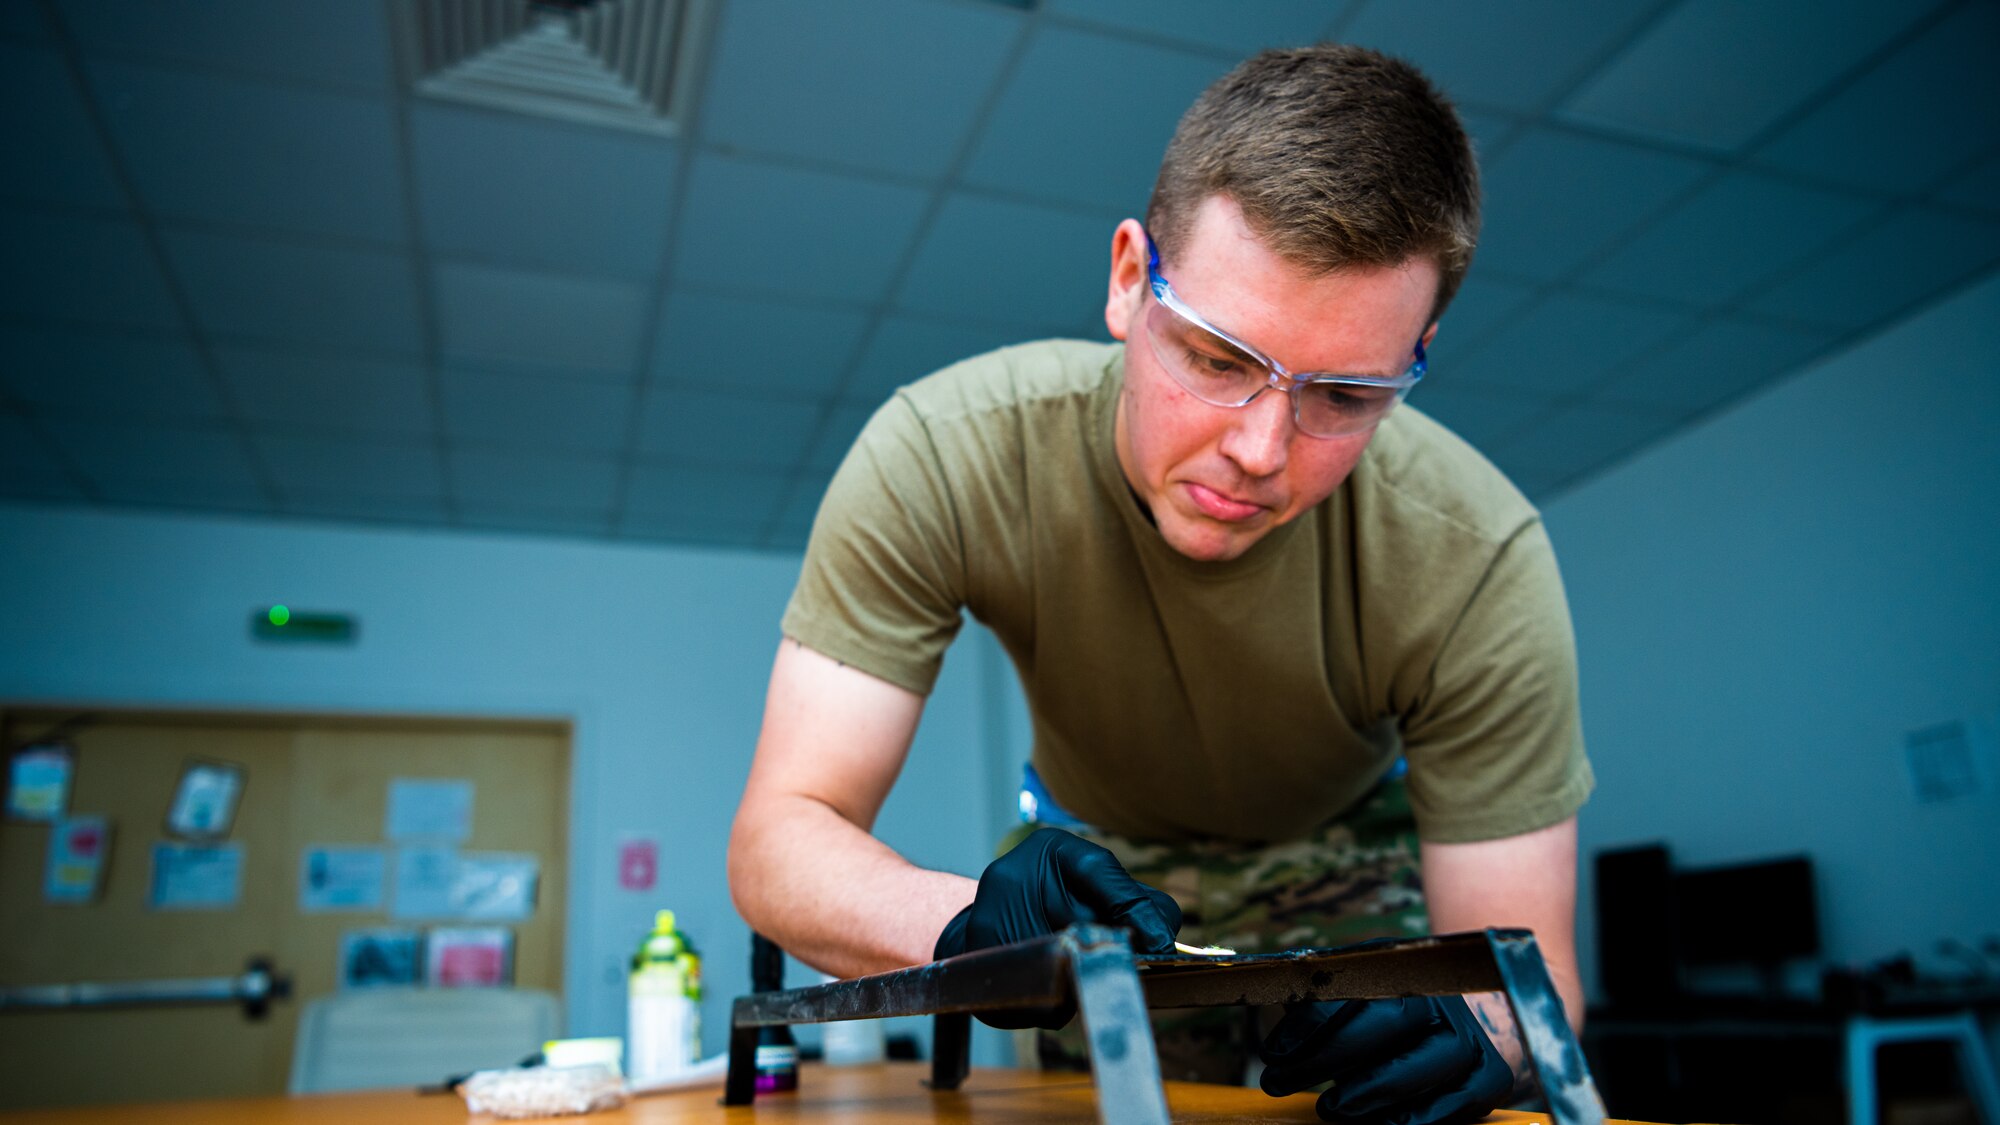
724, 926, 1605, 1125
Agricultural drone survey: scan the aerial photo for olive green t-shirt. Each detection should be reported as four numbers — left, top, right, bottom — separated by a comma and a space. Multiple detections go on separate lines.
782, 340, 1592, 845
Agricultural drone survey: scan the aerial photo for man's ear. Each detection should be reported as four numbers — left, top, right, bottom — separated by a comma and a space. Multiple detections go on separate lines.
1104, 219, 1149, 342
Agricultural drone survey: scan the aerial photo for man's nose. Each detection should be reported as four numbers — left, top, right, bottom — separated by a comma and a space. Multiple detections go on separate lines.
1218, 385, 1292, 478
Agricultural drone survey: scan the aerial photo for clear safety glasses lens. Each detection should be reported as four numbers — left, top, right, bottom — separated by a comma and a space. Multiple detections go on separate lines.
1141, 298, 1408, 439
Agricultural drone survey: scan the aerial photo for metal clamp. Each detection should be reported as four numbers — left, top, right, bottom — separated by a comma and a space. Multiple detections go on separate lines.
725, 927, 1606, 1125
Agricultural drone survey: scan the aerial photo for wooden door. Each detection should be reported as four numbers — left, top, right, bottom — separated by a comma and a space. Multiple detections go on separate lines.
0, 709, 568, 1110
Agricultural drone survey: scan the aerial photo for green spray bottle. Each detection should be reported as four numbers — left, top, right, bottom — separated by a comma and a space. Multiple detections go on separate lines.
627, 909, 701, 1081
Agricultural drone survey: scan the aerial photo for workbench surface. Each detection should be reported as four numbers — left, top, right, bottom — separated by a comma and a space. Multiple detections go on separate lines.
0, 1062, 1641, 1123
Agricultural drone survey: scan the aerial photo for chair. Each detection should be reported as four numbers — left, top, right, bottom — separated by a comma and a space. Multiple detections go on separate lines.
288, 988, 561, 1094
1846, 1011, 2000, 1125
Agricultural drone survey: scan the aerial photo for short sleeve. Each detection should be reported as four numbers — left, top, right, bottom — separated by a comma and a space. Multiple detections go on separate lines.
780, 395, 968, 695
1400, 518, 1594, 843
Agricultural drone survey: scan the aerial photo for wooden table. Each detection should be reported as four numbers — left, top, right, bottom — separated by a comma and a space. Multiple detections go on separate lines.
0, 1063, 1646, 1124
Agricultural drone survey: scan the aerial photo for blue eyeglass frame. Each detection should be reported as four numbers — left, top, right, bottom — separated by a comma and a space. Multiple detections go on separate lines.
1142, 230, 1427, 409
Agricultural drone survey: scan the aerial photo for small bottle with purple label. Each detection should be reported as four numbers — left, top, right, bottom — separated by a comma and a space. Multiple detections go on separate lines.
750, 932, 798, 1094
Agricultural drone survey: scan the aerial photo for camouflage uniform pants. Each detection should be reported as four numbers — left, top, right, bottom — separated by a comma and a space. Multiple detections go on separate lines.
1003, 778, 1427, 1085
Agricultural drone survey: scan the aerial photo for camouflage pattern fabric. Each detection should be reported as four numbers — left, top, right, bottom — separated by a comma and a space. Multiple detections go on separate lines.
1004, 777, 1428, 1085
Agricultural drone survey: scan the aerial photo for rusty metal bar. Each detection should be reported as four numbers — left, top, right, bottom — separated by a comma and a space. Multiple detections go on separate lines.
725, 927, 1606, 1125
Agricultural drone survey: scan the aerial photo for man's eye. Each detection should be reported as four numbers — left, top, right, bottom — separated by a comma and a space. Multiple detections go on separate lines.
1304, 383, 1390, 414
1181, 345, 1245, 378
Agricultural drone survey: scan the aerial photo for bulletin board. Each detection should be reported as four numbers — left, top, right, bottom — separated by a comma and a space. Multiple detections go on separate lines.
0, 707, 570, 1110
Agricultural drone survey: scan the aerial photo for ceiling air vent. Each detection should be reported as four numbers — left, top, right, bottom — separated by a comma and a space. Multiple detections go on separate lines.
400, 0, 712, 136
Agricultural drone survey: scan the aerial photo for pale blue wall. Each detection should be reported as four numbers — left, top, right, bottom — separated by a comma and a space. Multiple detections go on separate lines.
1541, 269, 2000, 1001
0, 505, 1019, 1063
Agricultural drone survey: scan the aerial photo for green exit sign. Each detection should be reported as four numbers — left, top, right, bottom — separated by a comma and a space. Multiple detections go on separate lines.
252, 605, 356, 644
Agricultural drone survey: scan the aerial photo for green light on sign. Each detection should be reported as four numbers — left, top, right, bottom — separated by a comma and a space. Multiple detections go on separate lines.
252, 607, 355, 643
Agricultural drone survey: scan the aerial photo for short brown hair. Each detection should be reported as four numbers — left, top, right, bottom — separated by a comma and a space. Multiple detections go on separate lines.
1146, 43, 1480, 321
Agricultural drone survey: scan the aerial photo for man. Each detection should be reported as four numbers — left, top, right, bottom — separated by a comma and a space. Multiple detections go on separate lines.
730, 43, 1591, 1124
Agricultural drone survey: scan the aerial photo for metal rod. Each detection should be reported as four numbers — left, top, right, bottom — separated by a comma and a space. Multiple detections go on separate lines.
0, 959, 289, 1020
1135, 931, 1508, 1008
1487, 930, 1608, 1125
1066, 925, 1170, 1125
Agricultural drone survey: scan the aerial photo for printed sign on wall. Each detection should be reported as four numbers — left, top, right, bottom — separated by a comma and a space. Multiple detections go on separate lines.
45, 815, 112, 903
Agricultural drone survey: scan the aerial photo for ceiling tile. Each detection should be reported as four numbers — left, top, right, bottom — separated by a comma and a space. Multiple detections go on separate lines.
217, 346, 435, 438
1452, 291, 1691, 397
413, 103, 676, 279
1433, 275, 1540, 361
1, 209, 179, 329
1501, 464, 1577, 501
845, 315, 1025, 406
1476, 129, 1713, 282
804, 403, 875, 472
0, 413, 88, 501
1487, 400, 1685, 477
1592, 316, 1836, 415
1752, 1, 2000, 196
434, 261, 647, 377
0, 4, 50, 42
895, 194, 1109, 331
703, 0, 1020, 180
1744, 205, 2000, 331
635, 389, 821, 467
93, 474, 272, 511
1341, 1, 1656, 114
619, 507, 772, 548
1578, 172, 1880, 308
0, 42, 122, 209
1, 325, 222, 421
1458, 110, 1518, 167
164, 228, 423, 352
1933, 148, 2000, 217
441, 368, 632, 455
623, 463, 790, 527
1558, 0, 1937, 153
1404, 386, 1551, 453
650, 290, 871, 398
42, 417, 263, 495
282, 489, 448, 525
455, 502, 613, 537
450, 448, 619, 509
53, 0, 392, 91
256, 433, 442, 501
1045, 0, 1336, 54
961, 26, 1229, 214
88, 60, 403, 243
672, 153, 929, 304
771, 469, 834, 537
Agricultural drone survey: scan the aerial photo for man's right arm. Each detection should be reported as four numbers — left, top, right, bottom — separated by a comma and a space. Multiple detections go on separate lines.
727, 637, 976, 978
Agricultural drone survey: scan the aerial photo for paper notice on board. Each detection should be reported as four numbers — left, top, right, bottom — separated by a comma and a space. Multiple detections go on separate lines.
150, 841, 244, 910
454, 852, 538, 922
391, 845, 460, 919
385, 778, 473, 842
300, 846, 387, 912
7, 744, 73, 820
46, 815, 112, 903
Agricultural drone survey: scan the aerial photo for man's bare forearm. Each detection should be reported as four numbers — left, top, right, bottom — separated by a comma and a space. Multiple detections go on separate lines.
728, 789, 975, 979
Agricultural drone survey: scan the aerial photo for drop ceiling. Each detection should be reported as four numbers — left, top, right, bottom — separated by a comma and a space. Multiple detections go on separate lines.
3, 0, 1997, 551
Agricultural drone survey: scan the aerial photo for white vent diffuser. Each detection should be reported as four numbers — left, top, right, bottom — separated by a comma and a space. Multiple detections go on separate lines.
401, 0, 710, 136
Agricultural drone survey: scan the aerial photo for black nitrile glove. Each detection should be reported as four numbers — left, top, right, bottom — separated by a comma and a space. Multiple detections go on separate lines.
1259, 995, 1514, 1125
934, 827, 1182, 1030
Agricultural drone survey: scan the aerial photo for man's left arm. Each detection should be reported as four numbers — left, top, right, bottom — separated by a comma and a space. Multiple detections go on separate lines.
1423, 813, 1583, 1085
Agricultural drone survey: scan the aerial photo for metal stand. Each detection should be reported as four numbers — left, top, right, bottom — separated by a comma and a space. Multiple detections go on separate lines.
725, 926, 1605, 1125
